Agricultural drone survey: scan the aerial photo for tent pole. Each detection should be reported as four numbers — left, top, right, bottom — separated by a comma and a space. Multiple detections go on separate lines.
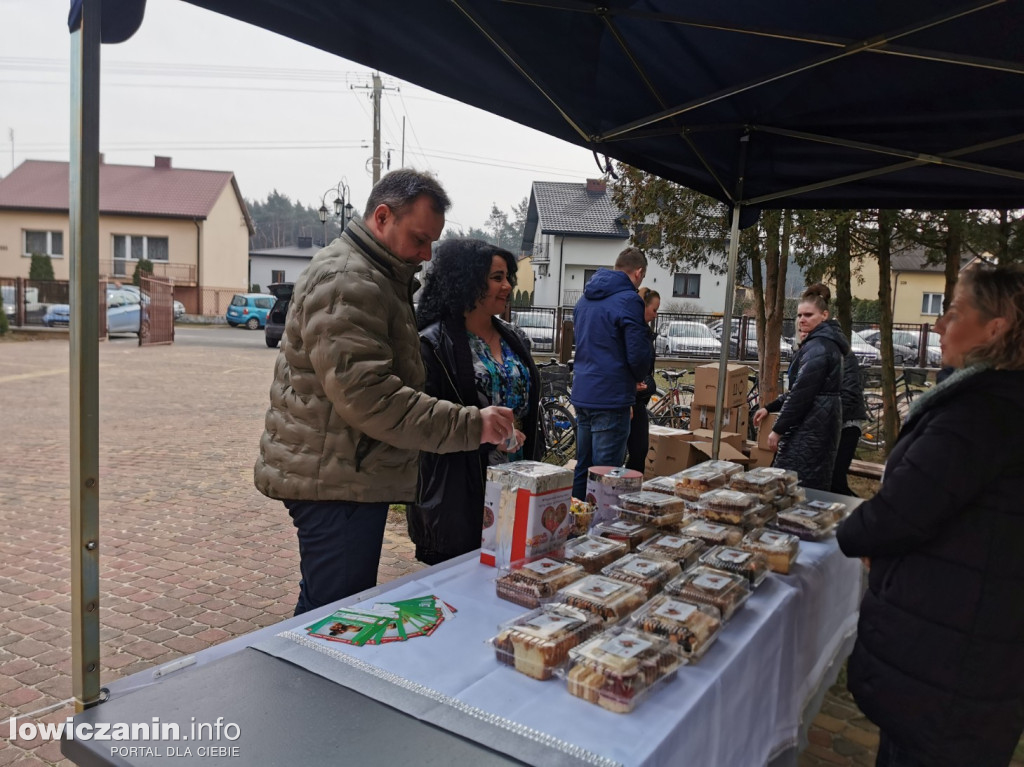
69, 0, 102, 712
712, 202, 743, 459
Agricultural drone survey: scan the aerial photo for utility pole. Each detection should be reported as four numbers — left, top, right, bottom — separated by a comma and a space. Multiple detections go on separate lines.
371, 73, 381, 184
353, 73, 398, 185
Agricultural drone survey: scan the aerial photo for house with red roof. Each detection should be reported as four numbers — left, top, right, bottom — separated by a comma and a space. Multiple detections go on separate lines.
0, 157, 253, 314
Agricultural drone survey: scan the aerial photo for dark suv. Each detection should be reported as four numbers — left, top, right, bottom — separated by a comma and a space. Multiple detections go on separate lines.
264, 282, 293, 348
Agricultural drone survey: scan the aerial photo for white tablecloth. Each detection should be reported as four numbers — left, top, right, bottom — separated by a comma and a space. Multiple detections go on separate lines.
256, 531, 862, 767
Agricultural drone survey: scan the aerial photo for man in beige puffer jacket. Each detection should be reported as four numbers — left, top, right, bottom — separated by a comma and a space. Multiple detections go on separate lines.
255, 169, 514, 615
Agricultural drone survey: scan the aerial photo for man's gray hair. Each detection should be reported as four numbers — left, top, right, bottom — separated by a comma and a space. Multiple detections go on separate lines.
364, 168, 451, 218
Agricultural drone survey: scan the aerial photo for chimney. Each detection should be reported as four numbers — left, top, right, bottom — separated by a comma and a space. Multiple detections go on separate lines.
585, 178, 607, 194
297, 235, 312, 248
154, 156, 172, 169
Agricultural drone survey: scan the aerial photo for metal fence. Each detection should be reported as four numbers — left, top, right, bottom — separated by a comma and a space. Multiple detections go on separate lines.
511, 305, 940, 367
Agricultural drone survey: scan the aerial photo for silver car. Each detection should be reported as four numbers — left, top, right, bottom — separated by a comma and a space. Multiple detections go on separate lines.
656, 321, 721, 357
511, 311, 554, 352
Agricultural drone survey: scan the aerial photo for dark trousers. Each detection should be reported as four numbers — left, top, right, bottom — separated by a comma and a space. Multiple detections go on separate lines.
625, 403, 649, 473
830, 425, 861, 497
876, 730, 928, 767
285, 500, 389, 616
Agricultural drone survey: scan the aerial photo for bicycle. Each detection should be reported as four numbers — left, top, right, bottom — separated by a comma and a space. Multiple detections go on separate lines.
647, 369, 694, 430
859, 368, 930, 448
537, 360, 576, 466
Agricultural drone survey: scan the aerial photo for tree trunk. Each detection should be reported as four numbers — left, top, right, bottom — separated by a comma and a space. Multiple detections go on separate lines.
758, 211, 788, 405
943, 210, 964, 314
834, 215, 853, 336
876, 209, 899, 450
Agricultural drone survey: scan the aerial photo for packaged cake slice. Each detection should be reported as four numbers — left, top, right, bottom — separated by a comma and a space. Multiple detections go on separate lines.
627, 594, 722, 660
771, 505, 837, 541
600, 553, 681, 598
636, 533, 706, 570
741, 528, 800, 575
495, 554, 586, 608
614, 491, 688, 527
664, 565, 750, 621
563, 534, 629, 574
564, 626, 686, 713
700, 459, 746, 478
727, 471, 782, 503
676, 517, 745, 547
490, 602, 604, 681
553, 574, 648, 623
592, 519, 656, 551
670, 466, 729, 501
698, 545, 770, 587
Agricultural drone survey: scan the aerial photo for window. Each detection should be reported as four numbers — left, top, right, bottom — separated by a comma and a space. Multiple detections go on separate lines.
583, 269, 599, 287
921, 292, 943, 316
23, 230, 63, 258
633, 223, 662, 249
673, 273, 701, 298
112, 235, 170, 276
271, 270, 286, 283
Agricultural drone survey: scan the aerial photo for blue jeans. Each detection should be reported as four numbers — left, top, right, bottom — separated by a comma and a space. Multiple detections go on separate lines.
286, 500, 389, 616
572, 406, 632, 499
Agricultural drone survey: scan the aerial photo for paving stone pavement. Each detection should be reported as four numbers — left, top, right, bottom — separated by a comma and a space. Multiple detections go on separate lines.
0, 333, 1014, 767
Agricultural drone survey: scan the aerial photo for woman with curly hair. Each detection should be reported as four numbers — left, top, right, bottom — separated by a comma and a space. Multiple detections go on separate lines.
408, 239, 542, 564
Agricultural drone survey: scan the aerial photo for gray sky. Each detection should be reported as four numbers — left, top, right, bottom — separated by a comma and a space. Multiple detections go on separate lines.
1, 0, 603, 234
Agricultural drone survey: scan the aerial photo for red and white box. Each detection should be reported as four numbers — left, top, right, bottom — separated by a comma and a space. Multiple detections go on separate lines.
481, 461, 574, 567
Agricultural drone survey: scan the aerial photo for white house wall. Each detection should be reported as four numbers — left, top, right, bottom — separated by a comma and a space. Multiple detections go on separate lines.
250, 255, 313, 291
530, 231, 729, 313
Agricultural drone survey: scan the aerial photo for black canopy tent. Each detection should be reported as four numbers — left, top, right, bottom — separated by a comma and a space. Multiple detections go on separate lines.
66, 0, 1024, 707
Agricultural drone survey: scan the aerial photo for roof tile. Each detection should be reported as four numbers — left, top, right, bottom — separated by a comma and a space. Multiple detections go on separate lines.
0, 159, 237, 219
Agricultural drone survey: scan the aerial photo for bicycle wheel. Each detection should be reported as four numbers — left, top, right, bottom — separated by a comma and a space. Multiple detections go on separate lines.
895, 391, 915, 425
648, 386, 693, 429
859, 393, 885, 449
541, 402, 577, 465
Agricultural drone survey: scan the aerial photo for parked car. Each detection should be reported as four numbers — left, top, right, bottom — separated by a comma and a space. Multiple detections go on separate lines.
655, 321, 721, 357
173, 300, 185, 320
855, 328, 918, 365
43, 287, 147, 337
849, 333, 881, 365
226, 293, 275, 329
264, 283, 293, 348
511, 310, 555, 352
714, 321, 792, 361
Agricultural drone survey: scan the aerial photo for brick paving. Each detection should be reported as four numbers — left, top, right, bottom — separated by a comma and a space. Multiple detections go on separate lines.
0, 333, 1014, 767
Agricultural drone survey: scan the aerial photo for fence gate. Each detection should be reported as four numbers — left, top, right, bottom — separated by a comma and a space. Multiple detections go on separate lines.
139, 276, 174, 346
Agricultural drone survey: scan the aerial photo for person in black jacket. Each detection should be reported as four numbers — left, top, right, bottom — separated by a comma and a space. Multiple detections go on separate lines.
818, 293, 870, 495
625, 287, 660, 473
408, 239, 542, 565
837, 264, 1024, 767
753, 283, 847, 491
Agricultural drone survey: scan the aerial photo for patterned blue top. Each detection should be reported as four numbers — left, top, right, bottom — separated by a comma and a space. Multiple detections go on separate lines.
467, 331, 532, 462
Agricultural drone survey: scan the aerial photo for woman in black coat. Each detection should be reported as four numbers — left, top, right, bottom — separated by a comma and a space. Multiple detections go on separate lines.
625, 288, 660, 473
408, 239, 542, 565
837, 264, 1024, 767
829, 318, 869, 496
753, 284, 847, 491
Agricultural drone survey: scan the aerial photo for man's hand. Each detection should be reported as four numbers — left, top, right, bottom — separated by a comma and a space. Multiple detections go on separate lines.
636, 382, 647, 392
753, 407, 768, 427
480, 406, 515, 446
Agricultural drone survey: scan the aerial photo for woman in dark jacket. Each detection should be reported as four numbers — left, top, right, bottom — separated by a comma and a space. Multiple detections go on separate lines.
753, 283, 847, 490
837, 264, 1024, 767
625, 288, 660, 473
408, 239, 542, 565
828, 317, 869, 496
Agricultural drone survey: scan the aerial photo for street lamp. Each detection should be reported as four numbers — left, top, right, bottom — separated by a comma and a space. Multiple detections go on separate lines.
319, 180, 354, 246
